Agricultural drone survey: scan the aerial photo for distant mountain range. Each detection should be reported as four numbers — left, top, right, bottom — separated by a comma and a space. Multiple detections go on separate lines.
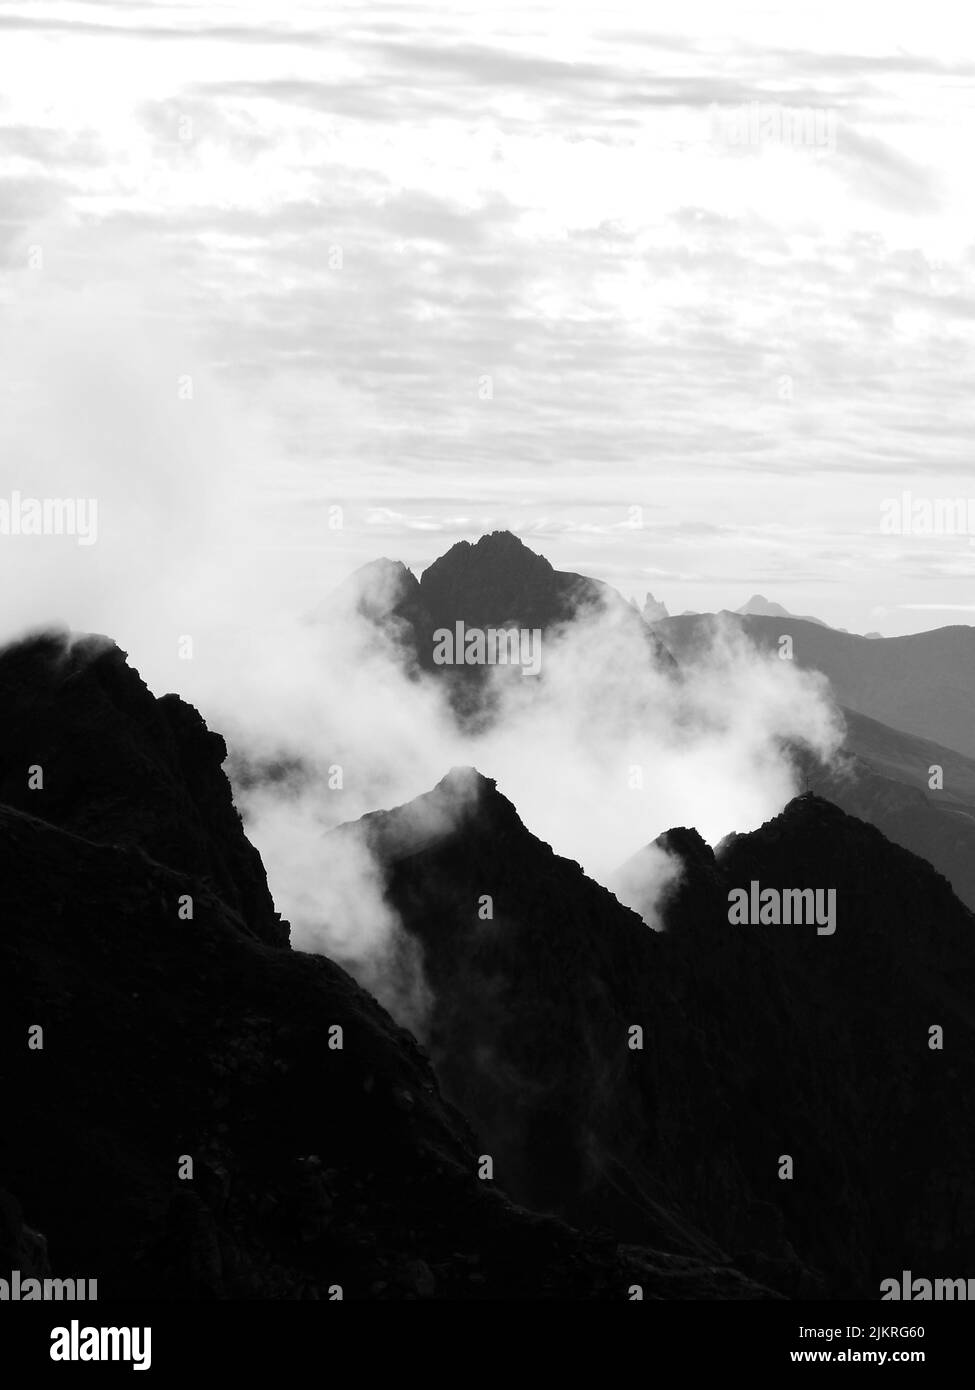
657, 611, 975, 758
642, 586, 884, 636
735, 594, 829, 626
646, 589, 882, 636
652, 611, 975, 910
341, 532, 975, 911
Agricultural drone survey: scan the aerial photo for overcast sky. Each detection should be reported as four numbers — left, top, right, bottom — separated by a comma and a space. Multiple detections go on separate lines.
3, 1, 975, 636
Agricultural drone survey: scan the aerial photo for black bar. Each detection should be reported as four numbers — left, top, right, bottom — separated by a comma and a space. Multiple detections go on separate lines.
0, 1300, 965, 1376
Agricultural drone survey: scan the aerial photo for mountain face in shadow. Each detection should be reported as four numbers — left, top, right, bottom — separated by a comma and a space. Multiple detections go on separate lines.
0, 631, 771, 1301
0, 630, 288, 948
418, 531, 636, 635
344, 771, 975, 1298
333, 531, 673, 722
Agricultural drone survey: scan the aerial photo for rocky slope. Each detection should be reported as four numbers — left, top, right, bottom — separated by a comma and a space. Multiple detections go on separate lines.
798, 708, 975, 912
342, 771, 975, 1298
0, 629, 287, 947
0, 630, 769, 1300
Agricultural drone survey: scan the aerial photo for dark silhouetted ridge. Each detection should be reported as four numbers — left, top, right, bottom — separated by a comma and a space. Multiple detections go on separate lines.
344, 775, 975, 1297
0, 634, 773, 1300
0, 628, 287, 947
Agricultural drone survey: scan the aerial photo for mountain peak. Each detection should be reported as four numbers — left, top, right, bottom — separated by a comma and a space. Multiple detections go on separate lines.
737, 594, 791, 618
337, 557, 420, 610
472, 529, 545, 556
343, 764, 522, 865
643, 592, 670, 623
732, 595, 831, 627
430, 530, 552, 572
437, 764, 497, 795
0, 629, 287, 947
418, 532, 572, 634
331, 532, 677, 700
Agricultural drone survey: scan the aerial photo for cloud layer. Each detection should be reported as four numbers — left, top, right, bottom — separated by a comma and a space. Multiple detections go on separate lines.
3, 3, 975, 634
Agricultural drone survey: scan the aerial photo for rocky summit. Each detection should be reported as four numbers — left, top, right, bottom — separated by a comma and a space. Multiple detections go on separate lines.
340, 771, 975, 1298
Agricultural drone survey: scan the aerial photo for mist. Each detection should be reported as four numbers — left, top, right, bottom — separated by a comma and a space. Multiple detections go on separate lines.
0, 264, 845, 1033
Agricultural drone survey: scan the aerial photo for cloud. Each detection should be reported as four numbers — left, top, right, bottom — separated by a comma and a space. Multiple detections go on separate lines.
0, 217, 844, 1034
834, 127, 943, 212
358, 38, 621, 92
4, 5, 975, 638
0, 14, 328, 46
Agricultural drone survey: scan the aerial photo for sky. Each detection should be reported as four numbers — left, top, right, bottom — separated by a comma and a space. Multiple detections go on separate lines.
3, 0, 975, 636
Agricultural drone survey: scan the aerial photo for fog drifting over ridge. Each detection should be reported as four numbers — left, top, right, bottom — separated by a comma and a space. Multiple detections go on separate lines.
219, 567, 844, 1027
0, 271, 845, 1031
0, 283, 844, 871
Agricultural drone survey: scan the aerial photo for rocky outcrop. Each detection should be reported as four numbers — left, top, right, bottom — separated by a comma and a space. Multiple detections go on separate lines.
0, 629, 287, 947
342, 773, 975, 1298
